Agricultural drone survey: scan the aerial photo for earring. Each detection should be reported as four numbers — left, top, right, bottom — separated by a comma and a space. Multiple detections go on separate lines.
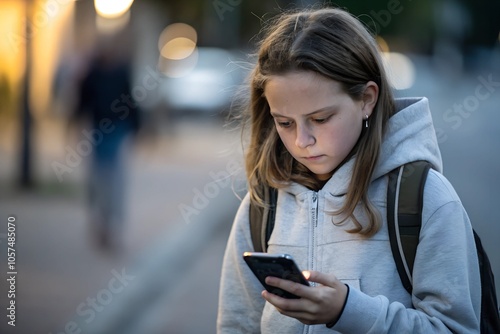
365, 114, 369, 128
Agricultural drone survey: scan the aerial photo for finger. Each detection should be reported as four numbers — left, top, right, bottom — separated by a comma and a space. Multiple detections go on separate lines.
303, 270, 338, 287
261, 291, 319, 324
261, 290, 305, 311
265, 276, 309, 298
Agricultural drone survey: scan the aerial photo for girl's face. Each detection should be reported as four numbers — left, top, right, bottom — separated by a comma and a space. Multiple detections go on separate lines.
265, 71, 376, 181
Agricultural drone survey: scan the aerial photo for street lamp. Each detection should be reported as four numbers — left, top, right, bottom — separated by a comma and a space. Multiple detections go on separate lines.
94, 0, 134, 19
94, 0, 134, 35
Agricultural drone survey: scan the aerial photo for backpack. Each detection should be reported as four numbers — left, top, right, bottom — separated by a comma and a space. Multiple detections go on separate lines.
249, 161, 500, 333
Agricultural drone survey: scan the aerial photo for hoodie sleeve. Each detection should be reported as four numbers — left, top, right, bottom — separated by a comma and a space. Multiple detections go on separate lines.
217, 193, 266, 334
332, 171, 481, 333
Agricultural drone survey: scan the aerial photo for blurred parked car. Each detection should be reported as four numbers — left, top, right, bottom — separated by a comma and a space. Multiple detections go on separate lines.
159, 47, 247, 118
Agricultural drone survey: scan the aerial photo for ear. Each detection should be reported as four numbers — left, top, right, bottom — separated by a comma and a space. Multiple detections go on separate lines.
361, 81, 379, 117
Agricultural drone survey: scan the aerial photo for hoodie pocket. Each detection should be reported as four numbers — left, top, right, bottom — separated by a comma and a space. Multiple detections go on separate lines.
339, 278, 360, 290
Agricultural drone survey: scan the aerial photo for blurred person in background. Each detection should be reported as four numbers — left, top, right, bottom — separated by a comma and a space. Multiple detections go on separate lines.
72, 38, 141, 251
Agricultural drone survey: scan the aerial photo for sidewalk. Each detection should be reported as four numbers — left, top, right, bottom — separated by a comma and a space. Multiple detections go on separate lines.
0, 119, 244, 334
81, 183, 238, 334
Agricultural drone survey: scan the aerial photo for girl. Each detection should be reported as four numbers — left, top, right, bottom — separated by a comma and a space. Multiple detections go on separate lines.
217, 7, 480, 333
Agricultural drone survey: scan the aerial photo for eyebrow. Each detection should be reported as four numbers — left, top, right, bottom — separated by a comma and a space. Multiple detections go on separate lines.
270, 105, 337, 118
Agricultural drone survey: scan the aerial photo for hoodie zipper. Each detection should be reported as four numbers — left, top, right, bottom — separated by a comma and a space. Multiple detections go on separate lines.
310, 191, 319, 275
304, 192, 319, 334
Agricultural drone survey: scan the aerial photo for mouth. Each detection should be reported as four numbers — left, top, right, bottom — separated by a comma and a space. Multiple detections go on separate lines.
304, 155, 324, 161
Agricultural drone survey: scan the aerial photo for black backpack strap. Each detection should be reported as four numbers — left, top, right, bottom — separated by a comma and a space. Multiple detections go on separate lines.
473, 230, 500, 333
249, 186, 278, 252
387, 161, 432, 294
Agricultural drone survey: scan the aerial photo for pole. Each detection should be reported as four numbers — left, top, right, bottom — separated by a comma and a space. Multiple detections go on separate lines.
20, 0, 33, 188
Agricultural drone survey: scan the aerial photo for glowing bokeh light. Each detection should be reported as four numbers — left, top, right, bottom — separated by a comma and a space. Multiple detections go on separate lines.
377, 36, 390, 53
158, 23, 197, 52
157, 23, 198, 78
96, 10, 130, 34
161, 37, 197, 60
382, 52, 416, 90
158, 48, 199, 78
94, 0, 134, 19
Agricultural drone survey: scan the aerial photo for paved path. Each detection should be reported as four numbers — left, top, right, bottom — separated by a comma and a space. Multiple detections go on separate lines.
0, 119, 243, 334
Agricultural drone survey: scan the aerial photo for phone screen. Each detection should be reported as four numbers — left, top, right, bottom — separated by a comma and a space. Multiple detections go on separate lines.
243, 252, 310, 299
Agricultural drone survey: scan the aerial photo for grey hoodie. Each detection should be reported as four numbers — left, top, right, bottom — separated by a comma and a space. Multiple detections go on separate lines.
217, 97, 481, 333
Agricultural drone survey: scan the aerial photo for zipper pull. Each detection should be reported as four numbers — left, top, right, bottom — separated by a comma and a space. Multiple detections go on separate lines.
311, 192, 318, 227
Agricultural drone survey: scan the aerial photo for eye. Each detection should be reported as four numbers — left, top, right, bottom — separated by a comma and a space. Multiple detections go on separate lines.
275, 119, 293, 128
312, 115, 331, 124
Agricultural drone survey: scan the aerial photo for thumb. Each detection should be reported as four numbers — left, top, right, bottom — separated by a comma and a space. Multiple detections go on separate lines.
302, 270, 339, 288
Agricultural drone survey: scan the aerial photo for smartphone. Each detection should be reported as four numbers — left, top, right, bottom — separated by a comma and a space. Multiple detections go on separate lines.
243, 252, 310, 299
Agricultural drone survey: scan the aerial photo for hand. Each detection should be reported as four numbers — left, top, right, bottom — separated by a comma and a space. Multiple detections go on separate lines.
261, 270, 348, 326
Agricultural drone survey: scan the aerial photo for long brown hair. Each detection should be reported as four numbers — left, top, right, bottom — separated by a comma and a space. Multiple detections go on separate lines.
244, 8, 396, 236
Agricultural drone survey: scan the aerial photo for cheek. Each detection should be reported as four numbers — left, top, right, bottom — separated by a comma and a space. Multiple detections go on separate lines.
323, 118, 362, 151
342, 120, 363, 148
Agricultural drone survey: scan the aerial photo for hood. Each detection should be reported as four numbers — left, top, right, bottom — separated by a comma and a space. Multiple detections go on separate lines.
373, 97, 442, 180
283, 97, 443, 197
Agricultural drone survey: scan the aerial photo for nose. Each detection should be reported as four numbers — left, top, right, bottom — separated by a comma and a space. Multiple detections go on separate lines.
295, 124, 315, 148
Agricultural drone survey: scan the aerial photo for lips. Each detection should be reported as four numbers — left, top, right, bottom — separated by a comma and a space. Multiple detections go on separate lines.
304, 155, 324, 161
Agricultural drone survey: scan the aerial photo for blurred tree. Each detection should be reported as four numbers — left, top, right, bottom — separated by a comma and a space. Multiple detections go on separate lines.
461, 0, 500, 50
324, 0, 435, 53
145, 0, 498, 54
